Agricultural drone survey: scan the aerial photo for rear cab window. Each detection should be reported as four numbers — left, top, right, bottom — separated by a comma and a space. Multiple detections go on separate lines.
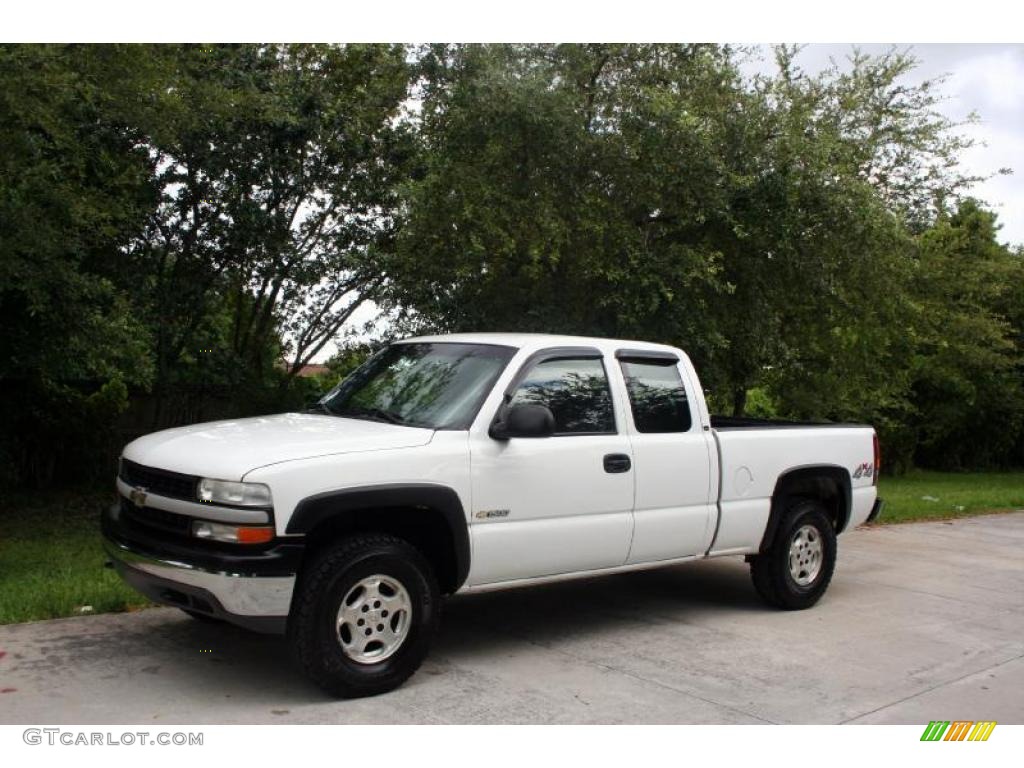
618, 356, 692, 433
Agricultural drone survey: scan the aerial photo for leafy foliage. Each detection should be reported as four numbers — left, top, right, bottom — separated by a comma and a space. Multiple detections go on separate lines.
0, 43, 1021, 489
0, 45, 157, 387
0, 45, 160, 486
1, 44, 415, 485
129, 44, 413, 401
387, 44, 1023, 469
908, 202, 1024, 468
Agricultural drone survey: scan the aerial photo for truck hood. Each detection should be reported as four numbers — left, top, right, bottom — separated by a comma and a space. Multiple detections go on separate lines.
122, 413, 435, 481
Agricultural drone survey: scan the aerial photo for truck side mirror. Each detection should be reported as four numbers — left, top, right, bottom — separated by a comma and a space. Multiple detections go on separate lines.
490, 404, 556, 440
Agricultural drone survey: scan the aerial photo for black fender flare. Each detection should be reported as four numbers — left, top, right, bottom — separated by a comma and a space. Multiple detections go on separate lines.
285, 483, 471, 591
759, 465, 852, 553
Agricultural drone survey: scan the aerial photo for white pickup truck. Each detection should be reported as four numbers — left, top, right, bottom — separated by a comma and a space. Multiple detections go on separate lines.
103, 333, 882, 697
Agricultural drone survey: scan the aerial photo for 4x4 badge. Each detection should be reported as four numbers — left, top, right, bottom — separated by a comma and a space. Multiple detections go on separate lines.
852, 462, 874, 480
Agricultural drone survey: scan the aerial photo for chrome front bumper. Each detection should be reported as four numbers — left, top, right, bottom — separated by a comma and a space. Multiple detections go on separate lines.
103, 534, 296, 633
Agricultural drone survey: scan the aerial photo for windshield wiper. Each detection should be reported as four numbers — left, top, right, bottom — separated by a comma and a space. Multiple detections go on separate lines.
305, 401, 337, 416
337, 406, 408, 425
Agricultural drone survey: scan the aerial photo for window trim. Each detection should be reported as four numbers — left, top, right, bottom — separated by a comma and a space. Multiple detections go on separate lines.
614, 348, 680, 364
490, 346, 619, 437
617, 353, 694, 434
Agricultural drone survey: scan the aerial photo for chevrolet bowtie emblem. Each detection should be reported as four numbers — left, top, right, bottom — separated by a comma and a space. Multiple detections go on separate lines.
129, 486, 148, 507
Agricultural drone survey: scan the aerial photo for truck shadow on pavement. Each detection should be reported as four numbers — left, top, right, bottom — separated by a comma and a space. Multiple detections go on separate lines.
152, 558, 759, 701
6, 557, 763, 715
443, 556, 762, 641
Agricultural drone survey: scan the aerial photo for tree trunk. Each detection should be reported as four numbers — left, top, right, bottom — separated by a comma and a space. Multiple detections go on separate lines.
731, 386, 747, 418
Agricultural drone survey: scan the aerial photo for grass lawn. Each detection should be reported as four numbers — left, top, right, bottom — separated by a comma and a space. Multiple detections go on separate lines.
0, 488, 149, 625
877, 470, 1024, 524
1, 471, 1022, 625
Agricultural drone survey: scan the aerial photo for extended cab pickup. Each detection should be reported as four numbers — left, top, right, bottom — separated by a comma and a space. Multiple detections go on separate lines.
103, 333, 883, 697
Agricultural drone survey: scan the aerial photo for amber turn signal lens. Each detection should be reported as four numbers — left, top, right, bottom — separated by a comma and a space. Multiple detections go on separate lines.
192, 520, 274, 544
237, 526, 274, 544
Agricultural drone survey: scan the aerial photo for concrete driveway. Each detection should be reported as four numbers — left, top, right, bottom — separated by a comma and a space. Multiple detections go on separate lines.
1, 513, 1022, 724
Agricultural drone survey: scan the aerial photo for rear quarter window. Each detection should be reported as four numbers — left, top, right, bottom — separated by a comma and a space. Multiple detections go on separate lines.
619, 359, 692, 433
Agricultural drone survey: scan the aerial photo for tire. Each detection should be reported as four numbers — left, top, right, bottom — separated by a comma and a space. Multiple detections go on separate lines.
750, 499, 836, 610
181, 609, 223, 623
288, 533, 440, 698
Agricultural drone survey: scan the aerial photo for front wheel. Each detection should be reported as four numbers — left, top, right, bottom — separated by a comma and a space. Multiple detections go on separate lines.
288, 533, 440, 698
750, 500, 837, 610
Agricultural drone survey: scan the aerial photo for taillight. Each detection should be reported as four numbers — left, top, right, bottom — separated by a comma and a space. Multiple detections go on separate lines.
873, 432, 881, 486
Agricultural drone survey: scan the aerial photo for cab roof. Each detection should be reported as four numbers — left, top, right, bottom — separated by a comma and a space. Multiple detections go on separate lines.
398, 332, 684, 357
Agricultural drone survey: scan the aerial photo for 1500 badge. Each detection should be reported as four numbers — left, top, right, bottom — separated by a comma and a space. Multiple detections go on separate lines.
475, 509, 510, 519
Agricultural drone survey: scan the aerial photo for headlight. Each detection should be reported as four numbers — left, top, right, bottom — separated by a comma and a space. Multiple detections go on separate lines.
192, 520, 274, 544
197, 478, 272, 507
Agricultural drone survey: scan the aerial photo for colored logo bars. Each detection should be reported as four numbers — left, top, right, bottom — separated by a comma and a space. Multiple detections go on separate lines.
920, 721, 997, 741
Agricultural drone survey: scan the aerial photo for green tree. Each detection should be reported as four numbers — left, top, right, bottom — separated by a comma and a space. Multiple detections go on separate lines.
0, 45, 157, 387
389, 44, 971, 423
0, 45, 159, 486
388, 43, 738, 351
907, 201, 1024, 469
1, 44, 416, 484
2, 43, 1020, 487
127, 44, 413, 419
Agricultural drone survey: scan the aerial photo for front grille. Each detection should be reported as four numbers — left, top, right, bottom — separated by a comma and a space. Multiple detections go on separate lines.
120, 459, 197, 502
120, 497, 192, 538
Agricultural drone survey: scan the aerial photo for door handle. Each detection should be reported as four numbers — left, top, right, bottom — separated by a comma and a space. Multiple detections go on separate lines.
603, 453, 632, 473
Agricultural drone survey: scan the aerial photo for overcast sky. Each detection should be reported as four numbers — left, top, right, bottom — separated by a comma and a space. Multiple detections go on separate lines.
745, 44, 1023, 247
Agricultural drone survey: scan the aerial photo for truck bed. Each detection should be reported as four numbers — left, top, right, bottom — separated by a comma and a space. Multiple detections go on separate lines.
707, 421, 878, 556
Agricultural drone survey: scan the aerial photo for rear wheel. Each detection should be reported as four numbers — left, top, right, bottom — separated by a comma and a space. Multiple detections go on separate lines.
750, 499, 836, 610
288, 533, 440, 698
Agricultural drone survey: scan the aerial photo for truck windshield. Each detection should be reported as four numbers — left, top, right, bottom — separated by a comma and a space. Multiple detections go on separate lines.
317, 343, 516, 430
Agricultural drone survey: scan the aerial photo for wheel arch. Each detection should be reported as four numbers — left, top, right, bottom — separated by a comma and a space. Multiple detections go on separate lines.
286, 483, 470, 595
759, 465, 852, 553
